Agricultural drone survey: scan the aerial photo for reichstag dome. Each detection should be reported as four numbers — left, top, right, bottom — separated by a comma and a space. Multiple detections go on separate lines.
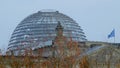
8, 10, 87, 51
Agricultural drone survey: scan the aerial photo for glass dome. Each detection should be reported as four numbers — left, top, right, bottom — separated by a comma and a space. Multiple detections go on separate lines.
8, 10, 87, 51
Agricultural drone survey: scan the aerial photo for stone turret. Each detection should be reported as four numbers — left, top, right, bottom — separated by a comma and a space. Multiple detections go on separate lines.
52, 21, 67, 46
55, 21, 63, 37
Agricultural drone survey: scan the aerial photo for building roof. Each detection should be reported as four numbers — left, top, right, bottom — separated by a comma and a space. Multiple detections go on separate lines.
8, 10, 86, 51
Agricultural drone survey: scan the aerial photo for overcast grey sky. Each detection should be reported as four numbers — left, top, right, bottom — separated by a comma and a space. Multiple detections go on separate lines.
0, 0, 120, 50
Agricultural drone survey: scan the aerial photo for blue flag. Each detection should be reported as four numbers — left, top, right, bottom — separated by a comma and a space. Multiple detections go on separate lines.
108, 29, 115, 38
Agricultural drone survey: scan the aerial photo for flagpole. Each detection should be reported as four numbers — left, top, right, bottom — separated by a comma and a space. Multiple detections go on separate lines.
114, 36, 115, 43
114, 29, 115, 43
